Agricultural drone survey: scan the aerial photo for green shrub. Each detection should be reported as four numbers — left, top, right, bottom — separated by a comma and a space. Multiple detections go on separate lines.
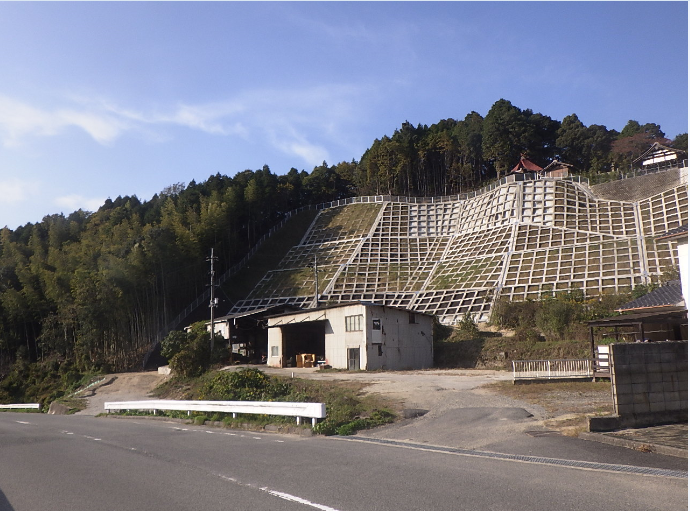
198, 368, 290, 401
161, 330, 188, 360
514, 326, 541, 344
491, 298, 538, 329
535, 299, 582, 341
166, 322, 228, 377
169, 349, 205, 378
456, 313, 479, 339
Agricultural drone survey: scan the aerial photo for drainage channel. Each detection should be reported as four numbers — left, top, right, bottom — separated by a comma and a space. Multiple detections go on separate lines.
339, 436, 688, 479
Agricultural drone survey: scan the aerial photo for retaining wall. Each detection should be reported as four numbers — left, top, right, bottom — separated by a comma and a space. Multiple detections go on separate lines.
609, 341, 688, 427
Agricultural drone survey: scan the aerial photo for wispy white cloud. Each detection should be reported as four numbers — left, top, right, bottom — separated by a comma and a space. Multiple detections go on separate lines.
0, 82, 374, 166
0, 95, 127, 147
0, 177, 35, 204
227, 84, 371, 166
54, 194, 105, 214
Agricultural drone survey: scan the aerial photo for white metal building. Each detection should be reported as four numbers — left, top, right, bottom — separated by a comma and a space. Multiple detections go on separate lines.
266, 302, 434, 370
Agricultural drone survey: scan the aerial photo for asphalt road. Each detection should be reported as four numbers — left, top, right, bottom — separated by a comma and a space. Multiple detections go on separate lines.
0, 413, 686, 511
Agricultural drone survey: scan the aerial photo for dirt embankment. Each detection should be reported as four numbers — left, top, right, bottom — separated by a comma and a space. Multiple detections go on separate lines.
75, 372, 167, 416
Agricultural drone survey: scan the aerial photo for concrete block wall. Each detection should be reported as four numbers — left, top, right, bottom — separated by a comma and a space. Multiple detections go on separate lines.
610, 341, 688, 420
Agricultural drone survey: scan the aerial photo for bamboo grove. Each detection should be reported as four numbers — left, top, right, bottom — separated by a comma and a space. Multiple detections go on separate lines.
0, 99, 686, 375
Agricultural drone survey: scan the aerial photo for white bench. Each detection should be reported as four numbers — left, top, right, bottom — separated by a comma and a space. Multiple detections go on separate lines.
104, 399, 326, 426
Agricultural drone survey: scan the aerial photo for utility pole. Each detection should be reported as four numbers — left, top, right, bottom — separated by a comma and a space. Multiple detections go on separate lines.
207, 248, 218, 351
307, 254, 319, 308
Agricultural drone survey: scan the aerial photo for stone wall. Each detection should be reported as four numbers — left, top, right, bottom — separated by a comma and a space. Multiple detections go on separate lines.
590, 167, 685, 201
610, 341, 687, 427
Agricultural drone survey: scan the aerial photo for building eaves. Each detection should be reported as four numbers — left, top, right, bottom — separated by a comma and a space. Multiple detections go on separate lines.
542, 160, 574, 172
656, 224, 688, 241
509, 156, 543, 174
632, 142, 686, 164
587, 307, 687, 328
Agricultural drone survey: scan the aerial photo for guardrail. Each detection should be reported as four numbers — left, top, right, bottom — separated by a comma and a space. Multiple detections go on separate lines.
512, 359, 593, 381
0, 403, 41, 410
104, 399, 326, 427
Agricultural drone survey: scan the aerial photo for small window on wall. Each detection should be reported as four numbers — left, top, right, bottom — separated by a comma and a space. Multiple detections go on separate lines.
372, 319, 381, 330
271, 346, 279, 357
409, 312, 417, 324
345, 314, 363, 332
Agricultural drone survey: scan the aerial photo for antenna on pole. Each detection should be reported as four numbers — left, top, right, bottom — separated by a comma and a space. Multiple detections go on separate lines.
207, 248, 218, 351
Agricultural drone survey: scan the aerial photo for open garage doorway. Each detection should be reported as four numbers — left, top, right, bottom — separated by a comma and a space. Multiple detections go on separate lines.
279, 321, 326, 368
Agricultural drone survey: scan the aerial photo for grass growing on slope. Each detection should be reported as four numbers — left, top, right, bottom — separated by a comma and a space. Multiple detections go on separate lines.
152, 367, 397, 435
223, 209, 319, 302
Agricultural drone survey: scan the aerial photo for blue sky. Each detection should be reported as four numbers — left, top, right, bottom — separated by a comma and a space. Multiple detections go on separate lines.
0, 2, 687, 230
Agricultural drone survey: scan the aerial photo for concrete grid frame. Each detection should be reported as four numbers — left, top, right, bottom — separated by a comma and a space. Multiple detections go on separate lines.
229, 168, 688, 325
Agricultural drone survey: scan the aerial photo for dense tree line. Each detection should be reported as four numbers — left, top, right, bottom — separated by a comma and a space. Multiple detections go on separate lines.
0, 99, 686, 376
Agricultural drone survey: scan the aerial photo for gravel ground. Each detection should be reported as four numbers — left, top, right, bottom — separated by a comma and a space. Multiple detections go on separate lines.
232, 367, 566, 449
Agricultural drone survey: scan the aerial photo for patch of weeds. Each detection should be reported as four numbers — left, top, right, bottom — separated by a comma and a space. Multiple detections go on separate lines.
332, 410, 396, 436
151, 368, 399, 436
56, 397, 88, 414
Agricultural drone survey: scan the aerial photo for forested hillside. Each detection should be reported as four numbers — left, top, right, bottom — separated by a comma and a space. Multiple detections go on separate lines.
0, 99, 687, 377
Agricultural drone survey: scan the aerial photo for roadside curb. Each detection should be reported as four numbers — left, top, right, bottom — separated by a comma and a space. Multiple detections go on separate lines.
579, 431, 688, 459
100, 413, 314, 436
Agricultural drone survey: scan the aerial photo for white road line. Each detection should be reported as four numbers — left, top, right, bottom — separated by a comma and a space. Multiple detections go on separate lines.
216, 474, 342, 511
260, 488, 342, 511
15, 421, 32, 425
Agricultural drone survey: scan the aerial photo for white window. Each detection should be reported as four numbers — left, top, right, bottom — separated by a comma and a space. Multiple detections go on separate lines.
271, 346, 279, 357
345, 314, 363, 332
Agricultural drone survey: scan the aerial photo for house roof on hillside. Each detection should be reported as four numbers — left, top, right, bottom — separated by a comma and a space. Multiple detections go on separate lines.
587, 307, 687, 328
509, 156, 543, 174
633, 142, 686, 165
656, 224, 688, 241
617, 280, 685, 313
542, 160, 574, 173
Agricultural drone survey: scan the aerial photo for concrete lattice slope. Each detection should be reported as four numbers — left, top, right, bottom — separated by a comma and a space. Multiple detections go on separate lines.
229, 168, 688, 324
